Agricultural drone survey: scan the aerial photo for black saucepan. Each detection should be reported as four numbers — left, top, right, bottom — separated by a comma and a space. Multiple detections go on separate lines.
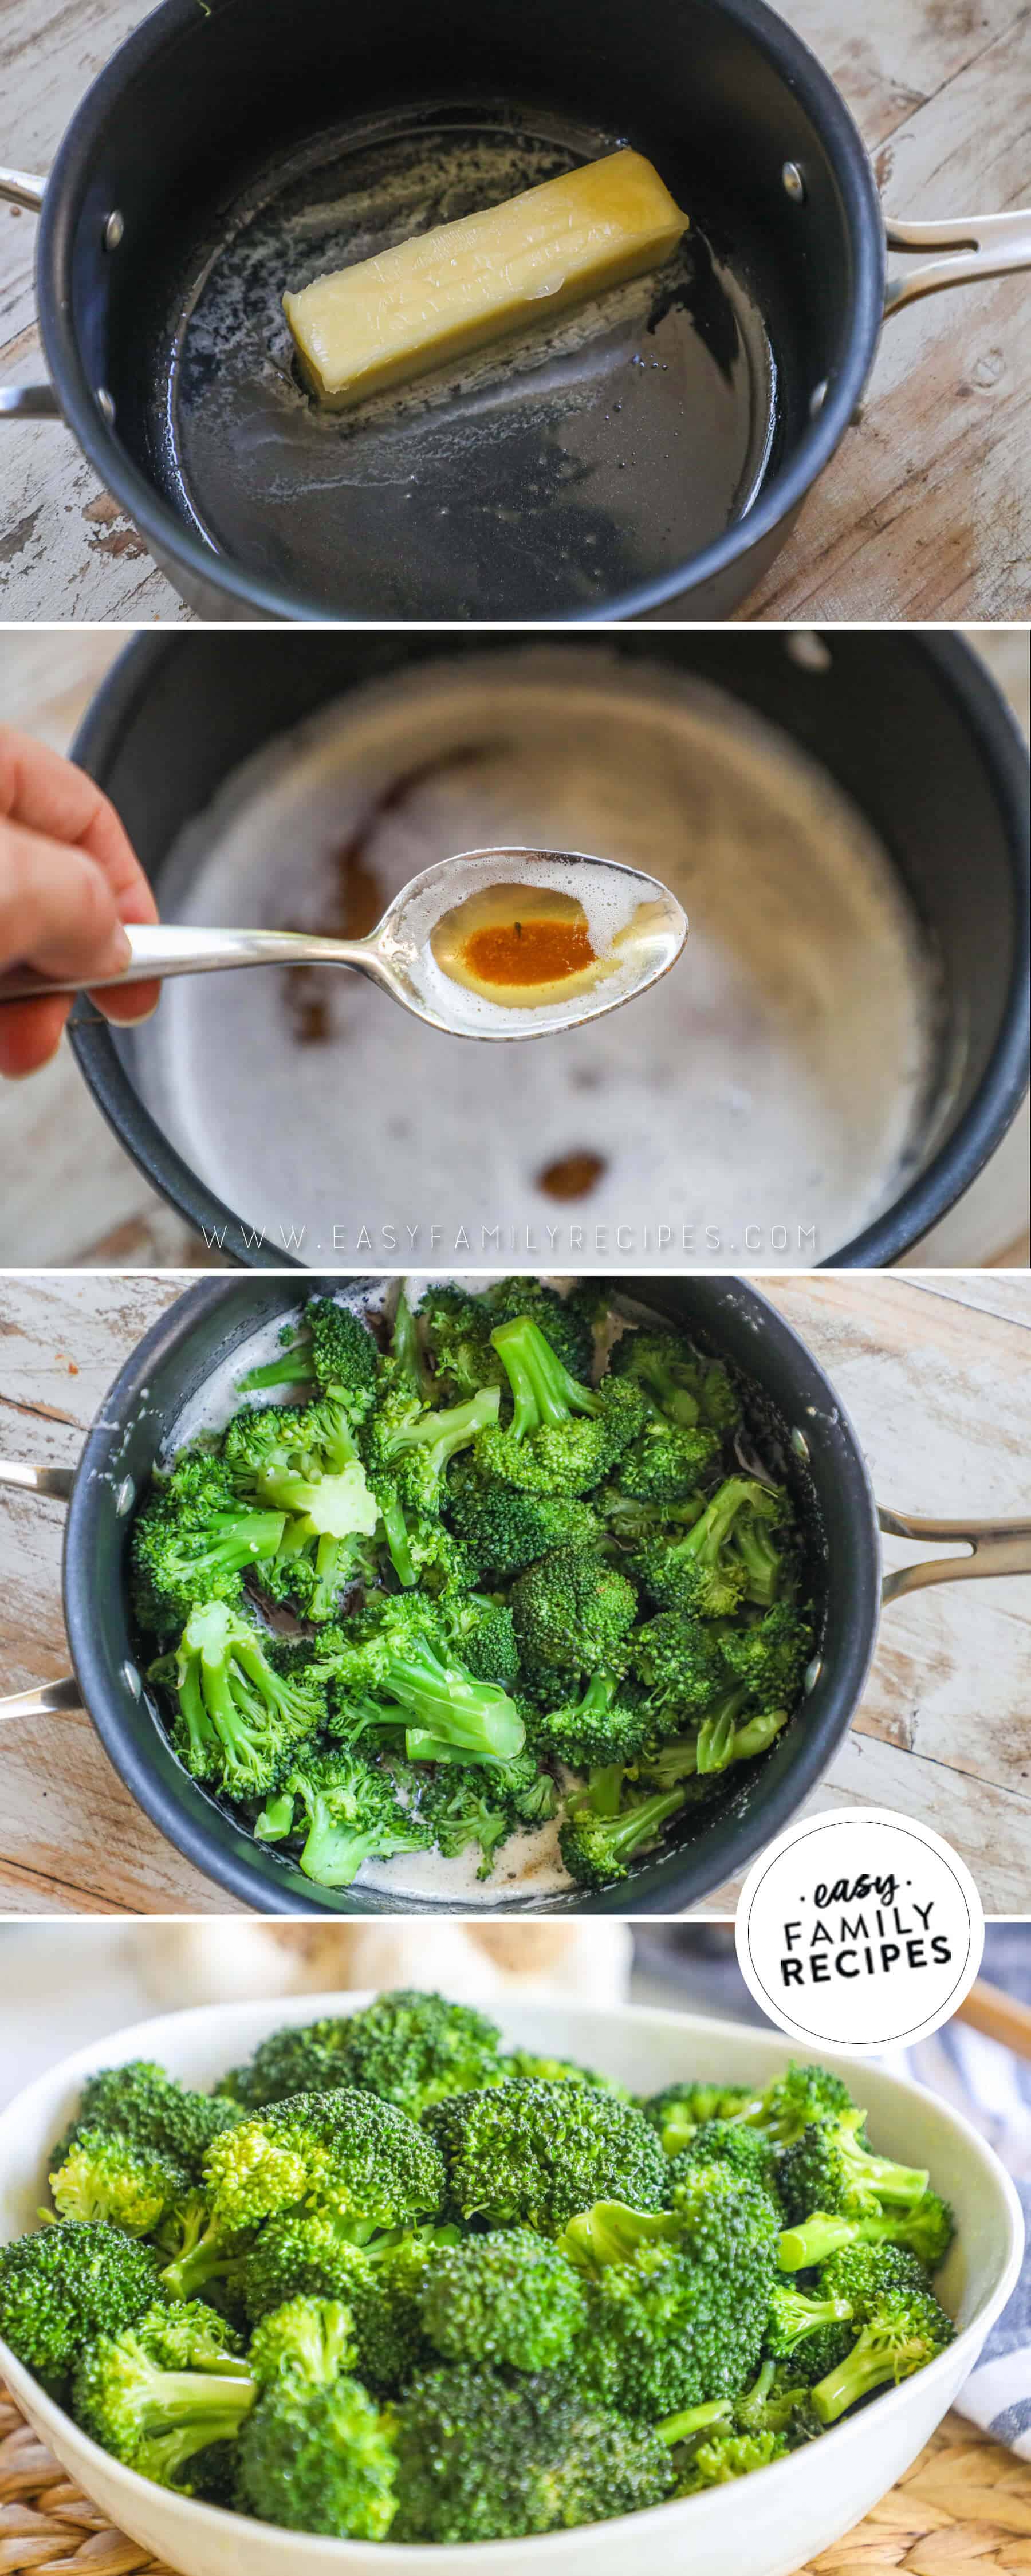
2, 1275, 1029, 1917
58, 627, 1031, 1272
2, 0, 1030, 619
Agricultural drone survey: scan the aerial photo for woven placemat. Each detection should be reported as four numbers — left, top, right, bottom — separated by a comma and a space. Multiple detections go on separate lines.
4, 2381, 1031, 2574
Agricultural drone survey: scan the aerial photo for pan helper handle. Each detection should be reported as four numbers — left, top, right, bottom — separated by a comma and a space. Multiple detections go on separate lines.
879, 1503, 1031, 1604
0, 170, 61, 419
0, 1460, 83, 1721
884, 208, 1031, 314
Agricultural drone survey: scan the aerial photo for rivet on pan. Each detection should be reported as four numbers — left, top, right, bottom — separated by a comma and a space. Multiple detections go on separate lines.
803, 1657, 823, 1695
114, 1475, 135, 1517
782, 161, 806, 203
97, 386, 115, 426
103, 210, 124, 251
809, 379, 828, 417
785, 632, 832, 675
790, 1427, 811, 1461
121, 1660, 141, 1700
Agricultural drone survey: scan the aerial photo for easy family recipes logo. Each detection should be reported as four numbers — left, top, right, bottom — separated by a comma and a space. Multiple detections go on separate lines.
779, 1868, 954, 1993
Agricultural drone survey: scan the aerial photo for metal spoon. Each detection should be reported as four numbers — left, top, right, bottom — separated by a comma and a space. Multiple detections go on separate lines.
0, 847, 687, 1041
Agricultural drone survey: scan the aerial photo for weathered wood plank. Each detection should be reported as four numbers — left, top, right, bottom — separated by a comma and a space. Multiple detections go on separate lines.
1, 0, 1029, 619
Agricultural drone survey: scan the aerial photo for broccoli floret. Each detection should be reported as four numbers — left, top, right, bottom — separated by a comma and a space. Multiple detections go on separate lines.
474, 1318, 647, 1496
235, 2296, 398, 2538
778, 2114, 930, 2223
764, 2278, 855, 2382
364, 1382, 501, 1520
641, 2081, 753, 2157
737, 2062, 856, 2145
419, 2229, 588, 2372
674, 2426, 787, 2488
820, 2239, 934, 2311
236, 1297, 380, 1417
504, 2050, 629, 2097
615, 1421, 723, 1503
483, 1280, 597, 1381
567, 2169, 778, 2421
387, 1288, 430, 1398
241, 2207, 368, 2321
152, 1600, 323, 1798
811, 2282, 955, 2425
131, 1448, 286, 1639
262, 1747, 433, 1890
559, 1783, 687, 1893
672, 2118, 785, 2205
49, 2127, 191, 2238
222, 2018, 359, 2111
512, 1544, 639, 1685
51, 2061, 242, 2181
330, 1989, 505, 2121
778, 2189, 955, 2275
0, 2222, 163, 2381
629, 1477, 776, 1619
447, 1466, 601, 1584
531, 1673, 655, 1769
609, 1329, 738, 1431
630, 1611, 733, 1723
718, 1600, 814, 1705
416, 1284, 501, 1398
222, 1399, 381, 1619
343, 1630, 527, 1767
695, 1693, 789, 1776
71, 2301, 254, 2490
394, 2365, 674, 2542
424, 2079, 669, 2233
434, 1590, 521, 1687
160, 2087, 444, 2302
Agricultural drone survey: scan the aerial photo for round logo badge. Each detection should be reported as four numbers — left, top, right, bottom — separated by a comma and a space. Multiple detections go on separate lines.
735, 1807, 985, 2053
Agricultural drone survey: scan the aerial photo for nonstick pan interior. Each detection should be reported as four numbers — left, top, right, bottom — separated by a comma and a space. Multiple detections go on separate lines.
49, 0, 881, 618
62, 1275, 881, 1917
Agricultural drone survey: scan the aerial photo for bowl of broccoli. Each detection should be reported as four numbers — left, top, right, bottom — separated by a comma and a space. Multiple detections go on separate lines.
0, 1987, 1022, 2576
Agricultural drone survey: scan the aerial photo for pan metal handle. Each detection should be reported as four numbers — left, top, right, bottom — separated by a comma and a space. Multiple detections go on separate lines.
0, 1459, 81, 1721
0, 166, 60, 419
0, 1461, 75, 1500
0, 1676, 82, 1724
884, 209, 1031, 315
879, 1503, 1031, 1604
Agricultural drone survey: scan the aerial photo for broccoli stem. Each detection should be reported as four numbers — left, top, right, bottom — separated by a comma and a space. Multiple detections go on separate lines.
379, 1493, 418, 1588
391, 1291, 428, 1398
380, 1642, 525, 1764
812, 2329, 920, 2425
238, 1339, 316, 1392
388, 1388, 499, 1464
491, 1318, 600, 1438
596, 1787, 686, 1863
656, 2398, 734, 2445
778, 2213, 871, 2271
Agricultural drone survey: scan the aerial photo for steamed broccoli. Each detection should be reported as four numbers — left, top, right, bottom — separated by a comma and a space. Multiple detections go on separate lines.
258, 1747, 434, 1889
235, 2295, 398, 2538
559, 1781, 687, 1893
447, 1468, 601, 1580
778, 2113, 930, 2223
511, 1544, 639, 1684
222, 1399, 381, 1619
419, 2229, 588, 2372
531, 1673, 655, 1769
424, 2079, 669, 2232
764, 2278, 856, 2382
628, 1478, 780, 1620
151, 1600, 323, 1798
159, 2088, 445, 2302
473, 1318, 646, 1496
609, 1329, 738, 1432
327, 1989, 505, 2121
394, 2365, 674, 2541
811, 2280, 955, 2424
364, 1382, 501, 1521
642, 2082, 753, 2158
72, 2301, 254, 2488
236, 1297, 380, 1415
0, 2222, 162, 2380
340, 1630, 527, 1768
52, 2060, 242, 2180
50, 2127, 190, 2238
131, 1449, 286, 1638
566, 2166, 780, 2421
778, 2189, 955, 2276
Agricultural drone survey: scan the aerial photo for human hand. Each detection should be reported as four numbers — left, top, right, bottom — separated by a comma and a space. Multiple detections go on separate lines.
0, 725, 160, 1079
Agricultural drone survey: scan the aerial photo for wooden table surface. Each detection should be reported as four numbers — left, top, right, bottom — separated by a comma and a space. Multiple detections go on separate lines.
1, 0, 1029, 622
0, 626, 1027, 1271
1, 1268, 1029, 1918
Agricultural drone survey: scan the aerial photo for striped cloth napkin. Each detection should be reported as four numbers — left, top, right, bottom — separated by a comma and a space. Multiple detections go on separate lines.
898, 1967, 1031, 2459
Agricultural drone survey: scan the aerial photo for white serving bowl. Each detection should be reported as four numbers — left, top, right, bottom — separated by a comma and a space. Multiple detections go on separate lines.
0, 1992, 1022, 2576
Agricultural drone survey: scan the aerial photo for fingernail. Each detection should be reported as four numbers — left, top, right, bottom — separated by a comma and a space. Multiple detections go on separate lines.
108, 924, 133, 973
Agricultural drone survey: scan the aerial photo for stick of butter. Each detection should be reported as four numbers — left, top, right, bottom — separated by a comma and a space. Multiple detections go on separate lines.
284, 148, 688, 410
